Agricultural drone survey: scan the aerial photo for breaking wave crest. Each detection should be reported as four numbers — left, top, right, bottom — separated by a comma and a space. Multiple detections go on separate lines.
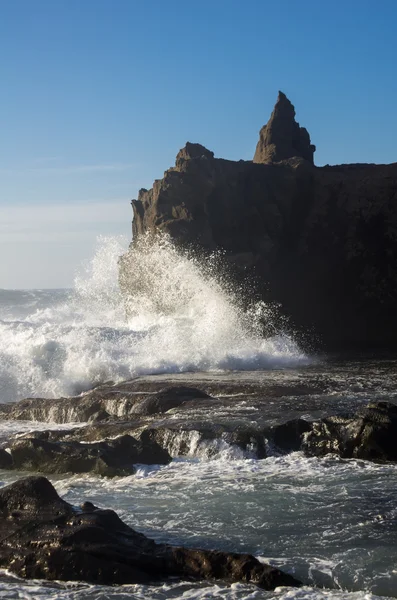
0, 235, 308, 403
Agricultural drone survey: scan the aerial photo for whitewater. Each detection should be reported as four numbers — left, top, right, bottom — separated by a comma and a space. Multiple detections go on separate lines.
0, 236, 397, 599
0, 235, 307, 403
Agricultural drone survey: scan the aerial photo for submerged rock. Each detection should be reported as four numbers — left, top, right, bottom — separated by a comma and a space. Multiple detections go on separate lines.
8, 434, 171, 476
0, 476, 300, 588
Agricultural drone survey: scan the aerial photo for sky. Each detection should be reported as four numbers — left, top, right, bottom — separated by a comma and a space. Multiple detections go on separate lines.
1, 0, 396, 288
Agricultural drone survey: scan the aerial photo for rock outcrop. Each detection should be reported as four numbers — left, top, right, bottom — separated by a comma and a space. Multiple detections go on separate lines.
121, 92, 397, 351
302, 401, 397, 461
1, 372, 392, 464
7, 434, 171, 476
0, 386, 212, 423
253, 91, 315, 164
1, 376, 397, 478
259, 401, 397, 462
0, 476, 300, 588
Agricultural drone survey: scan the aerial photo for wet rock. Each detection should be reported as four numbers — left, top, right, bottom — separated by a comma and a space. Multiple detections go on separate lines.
0, 385, 215, 424
0, 476, 301, 588
88, 409, 111, 423
1, 373, 386, 467
142, 423, 267, 458
302, 401, 397, 461
0, 449, 13, 470
13, 421, 266, 460
128, 386, 211, 416
20, 422, 145, 444
9, 434, 171, 476
270, 418, 312, 453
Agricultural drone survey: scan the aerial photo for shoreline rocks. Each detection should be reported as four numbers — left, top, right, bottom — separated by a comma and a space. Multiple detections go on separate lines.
0, 476, 300, 589
302, 401, 397, 461
0, 371, 397, 474
0, 386, 214, 423
5, 398, 397, 471
7, 433, 171, 477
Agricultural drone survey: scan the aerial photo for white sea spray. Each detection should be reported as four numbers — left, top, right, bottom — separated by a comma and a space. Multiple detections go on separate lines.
0, 235, 307, 403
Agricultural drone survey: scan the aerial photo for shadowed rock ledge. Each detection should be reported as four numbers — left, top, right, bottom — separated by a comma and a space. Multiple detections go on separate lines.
1, 371, 397, 472
120, 92, 397, 351
0, 476, 300, 588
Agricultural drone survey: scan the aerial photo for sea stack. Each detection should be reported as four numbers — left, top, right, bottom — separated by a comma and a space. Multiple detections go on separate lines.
253, 91, 316, 164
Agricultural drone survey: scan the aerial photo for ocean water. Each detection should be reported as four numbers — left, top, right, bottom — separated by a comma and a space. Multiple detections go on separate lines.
0, 236, 396, 600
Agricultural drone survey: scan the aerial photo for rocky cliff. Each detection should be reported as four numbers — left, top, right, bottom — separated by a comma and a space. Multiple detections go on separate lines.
121, 92, 397, 351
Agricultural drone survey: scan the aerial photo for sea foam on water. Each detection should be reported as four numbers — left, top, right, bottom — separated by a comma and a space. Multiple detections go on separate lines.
0, 235, 306, 403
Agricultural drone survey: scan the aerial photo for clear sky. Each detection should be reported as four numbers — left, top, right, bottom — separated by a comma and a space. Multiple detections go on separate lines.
1, 0, 396, 288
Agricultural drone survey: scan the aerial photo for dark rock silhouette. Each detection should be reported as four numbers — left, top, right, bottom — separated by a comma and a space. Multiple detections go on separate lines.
0, 476, 300, 588
121, 92, 397, 351
253, 91, 315, 164
302, 402, 397, 461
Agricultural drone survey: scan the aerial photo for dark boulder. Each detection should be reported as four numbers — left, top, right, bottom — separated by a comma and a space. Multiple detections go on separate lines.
0, 476, 300, 588
9, 434, 171, 477
270, 418, 312, 453
302, 401, 397, 461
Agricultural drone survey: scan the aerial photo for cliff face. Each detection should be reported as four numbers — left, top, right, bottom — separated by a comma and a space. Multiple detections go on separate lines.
123, 93, 397, 351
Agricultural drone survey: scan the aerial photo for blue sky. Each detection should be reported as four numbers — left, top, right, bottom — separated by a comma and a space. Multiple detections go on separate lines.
1, 0, 396, 287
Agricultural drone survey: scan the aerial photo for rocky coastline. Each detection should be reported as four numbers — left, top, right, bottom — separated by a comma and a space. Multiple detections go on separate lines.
0, 361, 396, 589
120, 92, 397, 351
0, 475, 298, 588
1, 366, 397, 474
2, 92, 397, 593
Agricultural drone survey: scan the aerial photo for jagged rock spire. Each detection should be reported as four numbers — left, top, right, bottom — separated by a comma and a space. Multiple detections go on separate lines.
174, 142, 214, 170
253, 91, 315, 164
176, 142, 214, 162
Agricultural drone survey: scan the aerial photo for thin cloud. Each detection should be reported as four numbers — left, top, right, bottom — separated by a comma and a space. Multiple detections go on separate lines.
0, 163, 137, 176
32, 157, 61, 164
0, 199, 131, 243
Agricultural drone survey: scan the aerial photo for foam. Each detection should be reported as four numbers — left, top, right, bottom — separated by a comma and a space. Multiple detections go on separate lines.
0, 576, 389, 599
0, 235, 308, 403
